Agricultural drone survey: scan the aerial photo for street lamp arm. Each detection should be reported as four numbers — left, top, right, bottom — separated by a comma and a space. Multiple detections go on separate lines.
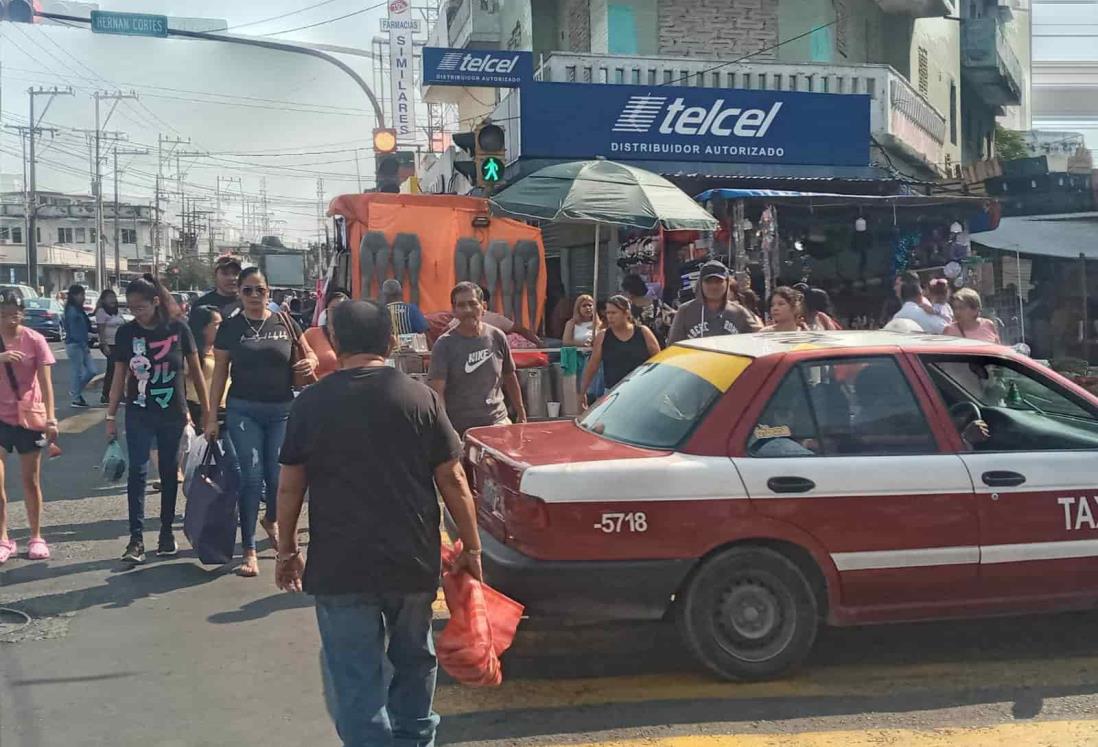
34, 11, 386, 128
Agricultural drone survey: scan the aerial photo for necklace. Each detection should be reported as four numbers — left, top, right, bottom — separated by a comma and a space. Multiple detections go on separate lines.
244, 314, 267, 338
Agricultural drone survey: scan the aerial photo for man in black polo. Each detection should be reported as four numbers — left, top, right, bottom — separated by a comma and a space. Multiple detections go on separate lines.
275, 299, 483, 747
194, 255, 242, 316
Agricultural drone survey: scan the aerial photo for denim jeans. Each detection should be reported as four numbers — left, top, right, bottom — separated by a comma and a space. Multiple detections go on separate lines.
315, 591, 439, 747
65, 342, 96, 400
225, 397, 290, 551
124, 407, 185, 540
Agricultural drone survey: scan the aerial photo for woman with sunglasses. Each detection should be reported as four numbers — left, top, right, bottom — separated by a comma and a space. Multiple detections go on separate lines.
205, 267, 318, 577
579, 295, 660, 407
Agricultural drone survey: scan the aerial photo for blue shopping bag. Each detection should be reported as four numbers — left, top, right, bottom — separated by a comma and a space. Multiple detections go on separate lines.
183, 438, 240, 565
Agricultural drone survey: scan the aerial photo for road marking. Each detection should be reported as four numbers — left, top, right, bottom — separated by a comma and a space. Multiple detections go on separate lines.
569, 721, 1098, 746
435, 654, 1098, 716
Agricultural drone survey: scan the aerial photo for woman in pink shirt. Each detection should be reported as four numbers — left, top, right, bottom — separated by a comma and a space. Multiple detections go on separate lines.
945, 288, 1001, 343
0, 291, 58, 564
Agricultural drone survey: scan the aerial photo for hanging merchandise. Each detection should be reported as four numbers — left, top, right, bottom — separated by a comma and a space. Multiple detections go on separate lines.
455, 237, 485, 284
617, 234, 660, 270
485, 240, 513, 316
891, 229, 920, 275
513, 239, 541, 327
359, 231, 392, 300
758, 205, 778, 297
393, 233, 423, 305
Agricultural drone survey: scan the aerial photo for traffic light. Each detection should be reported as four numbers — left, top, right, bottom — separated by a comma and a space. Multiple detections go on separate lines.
452, 121, 506, 192
1, 0, 41, 22
373, 128, 400, 193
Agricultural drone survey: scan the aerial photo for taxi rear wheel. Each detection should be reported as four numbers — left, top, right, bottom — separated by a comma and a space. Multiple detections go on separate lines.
678, 546, 819, 681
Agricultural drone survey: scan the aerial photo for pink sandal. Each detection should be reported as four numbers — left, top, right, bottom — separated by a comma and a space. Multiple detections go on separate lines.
0, 539, 15, 564
26, 537, 49, 561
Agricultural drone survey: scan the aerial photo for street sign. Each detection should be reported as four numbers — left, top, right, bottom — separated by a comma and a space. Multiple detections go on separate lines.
90, 10, 169, 38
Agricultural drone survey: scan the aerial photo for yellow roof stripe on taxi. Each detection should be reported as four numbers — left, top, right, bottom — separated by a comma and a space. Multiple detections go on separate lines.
651, 347, 752, 392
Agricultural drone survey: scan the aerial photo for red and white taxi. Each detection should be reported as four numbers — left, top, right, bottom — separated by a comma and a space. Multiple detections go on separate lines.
454, 331, 1098, 680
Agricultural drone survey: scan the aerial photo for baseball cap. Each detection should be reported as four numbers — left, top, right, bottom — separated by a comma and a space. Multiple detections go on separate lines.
700, 260, 730, 280
214, 255, 243, 272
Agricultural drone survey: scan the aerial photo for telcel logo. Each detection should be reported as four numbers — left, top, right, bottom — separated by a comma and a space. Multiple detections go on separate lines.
437, 52, 520, 74
613, 96, 783, 138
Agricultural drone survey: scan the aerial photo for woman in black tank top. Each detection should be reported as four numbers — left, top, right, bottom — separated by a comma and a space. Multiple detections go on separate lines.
580, 295, 661, 404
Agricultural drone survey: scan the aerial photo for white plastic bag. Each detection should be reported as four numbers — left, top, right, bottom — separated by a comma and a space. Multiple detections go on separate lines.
178, 423, 196, 471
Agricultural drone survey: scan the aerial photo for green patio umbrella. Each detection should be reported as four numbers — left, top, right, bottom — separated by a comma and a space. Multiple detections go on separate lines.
489, 160, 718, 296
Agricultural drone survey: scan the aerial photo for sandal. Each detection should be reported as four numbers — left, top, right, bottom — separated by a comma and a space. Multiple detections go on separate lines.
0, 539, 15, 564
237, 553, 259, 578
27, 537, 50, 561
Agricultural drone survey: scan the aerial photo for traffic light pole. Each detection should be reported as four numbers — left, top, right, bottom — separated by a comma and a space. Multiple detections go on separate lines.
36, 11, 386, 128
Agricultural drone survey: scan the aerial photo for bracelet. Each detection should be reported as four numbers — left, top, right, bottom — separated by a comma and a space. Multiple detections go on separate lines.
105, 415, 116, 422
464, 548, 483, 557
277, 549, 302, 564
45, 419, 57, 426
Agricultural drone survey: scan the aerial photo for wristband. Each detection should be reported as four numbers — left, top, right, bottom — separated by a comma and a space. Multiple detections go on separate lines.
464, 548, 483, 557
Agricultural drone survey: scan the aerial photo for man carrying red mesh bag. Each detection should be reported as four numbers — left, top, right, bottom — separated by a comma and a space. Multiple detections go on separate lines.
274, 299, 484, 747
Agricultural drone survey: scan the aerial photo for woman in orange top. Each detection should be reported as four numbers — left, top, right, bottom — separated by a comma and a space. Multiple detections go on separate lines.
302, 291, 349, 379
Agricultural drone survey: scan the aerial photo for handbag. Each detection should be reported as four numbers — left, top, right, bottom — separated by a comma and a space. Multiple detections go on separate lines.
183, 438, 240, 565
0, 334, 47, 432
279, 311, 318, 388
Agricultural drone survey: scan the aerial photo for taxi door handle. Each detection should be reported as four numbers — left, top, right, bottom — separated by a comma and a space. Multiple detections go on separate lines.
982, 471, 1026, 488
767, 476, 816, 494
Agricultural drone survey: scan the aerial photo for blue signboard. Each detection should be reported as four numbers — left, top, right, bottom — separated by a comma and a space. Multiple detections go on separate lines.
423, 47, 533, 88
520, 82, 870, 167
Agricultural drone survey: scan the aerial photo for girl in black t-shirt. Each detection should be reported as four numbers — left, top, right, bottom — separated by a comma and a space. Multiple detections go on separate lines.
205, 267, 318, 578
106, 275, 210, 565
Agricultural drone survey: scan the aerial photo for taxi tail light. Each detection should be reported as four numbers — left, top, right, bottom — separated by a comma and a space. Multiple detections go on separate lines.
504, 491, 549, 529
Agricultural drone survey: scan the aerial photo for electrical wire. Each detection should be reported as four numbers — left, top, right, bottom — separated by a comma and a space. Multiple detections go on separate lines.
262, 1, 388, 36
224, 0, 347, 31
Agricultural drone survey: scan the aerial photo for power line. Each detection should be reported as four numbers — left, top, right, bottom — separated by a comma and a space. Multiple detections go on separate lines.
225, 0, 347, 31
263, 0, 388, 36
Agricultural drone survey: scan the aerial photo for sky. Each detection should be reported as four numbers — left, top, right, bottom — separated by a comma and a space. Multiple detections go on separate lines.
0, 0, 408, 245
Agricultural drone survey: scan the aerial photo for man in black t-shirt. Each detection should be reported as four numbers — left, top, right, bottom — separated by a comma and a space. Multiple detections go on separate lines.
194, 255, 242, 316
275, 300, 483, 747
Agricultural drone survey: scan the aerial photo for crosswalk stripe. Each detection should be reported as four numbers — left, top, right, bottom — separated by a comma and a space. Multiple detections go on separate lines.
435, 653, 1098, 716
570, 721, 1098, 746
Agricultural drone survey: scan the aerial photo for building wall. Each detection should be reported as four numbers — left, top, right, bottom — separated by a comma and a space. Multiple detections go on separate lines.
531, 0, 560, 60
1032, 0, 1097, 159
912, 17, 962, 170
777, 0, 887, 64
657, 0, 778, 59
558, 0, 591, 51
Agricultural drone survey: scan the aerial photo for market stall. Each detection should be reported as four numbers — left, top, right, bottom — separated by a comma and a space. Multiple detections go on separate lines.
693, 189, 1001, 328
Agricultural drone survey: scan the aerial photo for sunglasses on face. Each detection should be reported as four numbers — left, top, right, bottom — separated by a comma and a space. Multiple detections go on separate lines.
241, 285, 269, 297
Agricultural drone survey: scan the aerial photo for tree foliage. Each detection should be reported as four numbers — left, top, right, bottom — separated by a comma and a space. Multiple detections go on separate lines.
995, 125, 1029, 162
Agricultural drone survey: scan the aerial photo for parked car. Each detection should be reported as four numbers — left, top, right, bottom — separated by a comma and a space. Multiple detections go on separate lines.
23, 298, 65, 341
454, 331, 1098, 681
0, 284, 40, 301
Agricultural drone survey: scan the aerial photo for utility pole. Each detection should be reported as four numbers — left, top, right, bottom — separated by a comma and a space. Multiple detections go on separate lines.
93, 90, 137, 289
26, 86, 74, 289
316, 178, 326, 273
354, 149, 363, 192
214, 176, 241, 255
113, 146, 149, 287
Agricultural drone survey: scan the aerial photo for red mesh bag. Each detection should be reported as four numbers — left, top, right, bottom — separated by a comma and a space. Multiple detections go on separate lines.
436, 541, 525, 687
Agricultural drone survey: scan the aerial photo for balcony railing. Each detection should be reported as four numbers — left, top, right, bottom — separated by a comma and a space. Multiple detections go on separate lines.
961, 17, 1024, 106
536, 52, 949, 169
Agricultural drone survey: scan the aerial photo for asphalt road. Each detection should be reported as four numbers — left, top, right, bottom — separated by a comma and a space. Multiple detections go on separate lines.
2, 346, 1098, 746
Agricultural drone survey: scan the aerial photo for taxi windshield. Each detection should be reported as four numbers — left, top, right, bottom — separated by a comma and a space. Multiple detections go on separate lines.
579, 348, 751, 449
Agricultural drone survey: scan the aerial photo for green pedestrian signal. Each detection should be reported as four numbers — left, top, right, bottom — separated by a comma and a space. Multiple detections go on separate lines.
481, 156, 503, 183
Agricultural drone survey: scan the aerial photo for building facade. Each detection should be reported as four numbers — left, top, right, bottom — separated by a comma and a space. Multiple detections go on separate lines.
1032, 0, 1098, 153
0, 192, 156, 293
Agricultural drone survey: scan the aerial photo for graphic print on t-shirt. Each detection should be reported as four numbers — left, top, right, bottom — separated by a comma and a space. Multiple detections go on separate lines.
464, 348, 493, 374
130, 333, 180, 409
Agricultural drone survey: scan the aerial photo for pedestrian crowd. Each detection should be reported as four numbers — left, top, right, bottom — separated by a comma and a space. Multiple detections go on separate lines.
0, 252, 1004, 745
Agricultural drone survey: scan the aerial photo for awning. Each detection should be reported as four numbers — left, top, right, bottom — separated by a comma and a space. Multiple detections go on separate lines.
694, 188, 991, 210
971, 212, 1098, 260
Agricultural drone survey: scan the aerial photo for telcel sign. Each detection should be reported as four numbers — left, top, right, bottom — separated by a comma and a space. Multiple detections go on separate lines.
520, 83, 870, 167
422, 47, 532, 88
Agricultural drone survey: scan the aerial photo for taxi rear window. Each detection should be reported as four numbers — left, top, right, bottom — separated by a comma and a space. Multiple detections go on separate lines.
579, 348, 751, 449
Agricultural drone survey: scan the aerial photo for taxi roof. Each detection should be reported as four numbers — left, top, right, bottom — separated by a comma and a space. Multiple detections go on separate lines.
675, 330, 997, 358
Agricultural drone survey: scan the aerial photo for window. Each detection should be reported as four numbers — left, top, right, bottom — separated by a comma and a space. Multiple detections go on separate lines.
607, 3, 638, 55
35, 227, 41, 243
12, 227, 21, 243
121, 228, 137, 244
748, 357, 936, 457
580, 352, 751, 449
89, 228, 97, 244
58, 227, 73, 244
75, 227, 86, 243
0, 227, 8, 242
918, 47, 929, 98
923, 356, 1098, 451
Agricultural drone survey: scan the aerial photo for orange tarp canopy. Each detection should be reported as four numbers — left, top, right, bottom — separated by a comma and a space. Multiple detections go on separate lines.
328, 193, 547, 329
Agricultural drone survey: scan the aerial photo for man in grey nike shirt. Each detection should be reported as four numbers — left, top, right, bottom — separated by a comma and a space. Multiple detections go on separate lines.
429, 282, 527, 435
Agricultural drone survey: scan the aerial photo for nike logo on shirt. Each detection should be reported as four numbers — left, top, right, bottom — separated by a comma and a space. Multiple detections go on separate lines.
464, 349, 493, 374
